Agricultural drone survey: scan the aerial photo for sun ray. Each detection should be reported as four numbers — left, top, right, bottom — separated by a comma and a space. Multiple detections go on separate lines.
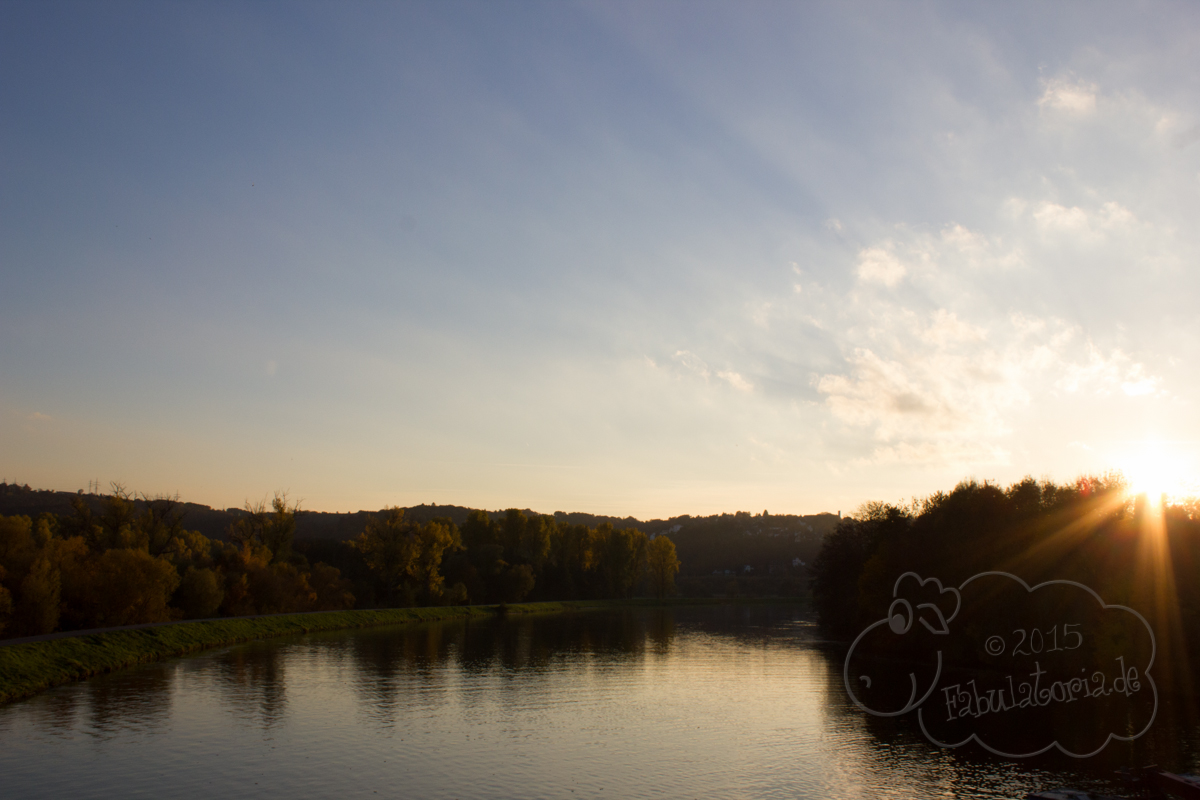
1119, 439, 1197, 507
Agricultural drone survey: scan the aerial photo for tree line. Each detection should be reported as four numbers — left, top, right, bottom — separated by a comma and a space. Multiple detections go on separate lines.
811, 475, 1200, 695
0, 487, 680, 639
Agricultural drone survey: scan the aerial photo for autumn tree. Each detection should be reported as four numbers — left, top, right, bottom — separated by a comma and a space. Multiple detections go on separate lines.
596, 523, 648, 598
354, 508, 462, 605
230, 492, 298, 563
307, 562, 356, 611
78, 547, 181, 627
646, 535, 681, 598
175, 567, 224, 619
0, 568, 11, 637
0, 514, 64, 636
16, 558, 61, 634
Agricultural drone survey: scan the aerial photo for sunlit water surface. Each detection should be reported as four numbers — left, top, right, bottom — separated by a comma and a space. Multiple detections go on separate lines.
2, 606, 1197, 799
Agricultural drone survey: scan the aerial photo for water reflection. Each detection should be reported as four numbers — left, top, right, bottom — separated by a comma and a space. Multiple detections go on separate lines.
812, 632, 1200, 798
2, 604, 1200, 800
80, 663, 172, 739
31, 686, 79, 734
214, 641, 289, 728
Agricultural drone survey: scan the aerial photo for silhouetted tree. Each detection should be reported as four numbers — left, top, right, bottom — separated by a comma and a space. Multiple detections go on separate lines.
647, 535, 681, 598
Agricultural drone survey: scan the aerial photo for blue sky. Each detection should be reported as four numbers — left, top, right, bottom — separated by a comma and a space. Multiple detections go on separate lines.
3, 1, 1200, 517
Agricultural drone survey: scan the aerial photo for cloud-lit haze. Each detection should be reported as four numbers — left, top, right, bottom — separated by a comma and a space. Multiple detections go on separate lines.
3, 2, 1200, 517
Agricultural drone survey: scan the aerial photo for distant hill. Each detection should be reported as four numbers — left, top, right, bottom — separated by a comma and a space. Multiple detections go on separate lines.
0, 483, 243, 541
0, 482, 840, 574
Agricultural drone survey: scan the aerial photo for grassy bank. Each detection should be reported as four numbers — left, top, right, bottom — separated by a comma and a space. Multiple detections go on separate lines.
0, 596, 808, 706
0, 603, 568, 706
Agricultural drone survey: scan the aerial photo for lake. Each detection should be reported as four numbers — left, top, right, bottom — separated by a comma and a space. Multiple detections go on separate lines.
1, 605, 1196, 799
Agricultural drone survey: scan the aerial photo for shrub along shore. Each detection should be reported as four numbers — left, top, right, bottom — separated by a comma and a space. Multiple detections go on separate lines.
0, 597, 805, 705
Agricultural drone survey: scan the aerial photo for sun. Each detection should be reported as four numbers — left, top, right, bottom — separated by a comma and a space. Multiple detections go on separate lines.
1119, 441, 1195, 506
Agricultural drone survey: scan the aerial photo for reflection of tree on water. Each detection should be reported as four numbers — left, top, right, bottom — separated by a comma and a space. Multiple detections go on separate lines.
21, 686, 80, 735
347, 621, 460, 725
214, 642, 289, 728
813, 634, 1200, 797
344, 605, 806, 726
82, 663, 173, 738
645, 609, 676, 655
459, 610, 675, 672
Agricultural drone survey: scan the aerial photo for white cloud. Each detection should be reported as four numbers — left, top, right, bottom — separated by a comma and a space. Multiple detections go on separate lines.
1033, 202, 1090, 233
855, 246, 906, 286
1032, 200, 1139, 241
1038, 76, 1097, 114
750, 301, 774, 327
815, 308, 1163, 466
673, 350, 710, 379
815, 324, 1029, 464
851, 225, 1024, 289
1055, 344, 1162, 397
26, 412, 52, 422
718, 370, 754, 392
920, 309, 985, 347
671, 351, 754, 392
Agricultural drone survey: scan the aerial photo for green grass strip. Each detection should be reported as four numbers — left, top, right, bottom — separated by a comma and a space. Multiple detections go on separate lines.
0, 596, 806, 706
0, 603, 565, 706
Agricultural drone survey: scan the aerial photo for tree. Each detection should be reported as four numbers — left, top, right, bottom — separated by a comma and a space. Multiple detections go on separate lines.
353, 508, 462, 605
596, 524, 648, 598
646, 535, 680, 598
811, 504, 909, 639
134, 493, 188, 555
175, 567, 224, 619
353, 508, 419, 605
409, 519, 461, 602
79, 548, 181, 627
0, 570, 11, 637
15, 558, 60, 635
164, 530, 218, 571
499, 563, 535, 603
307, 563, 355, 611
230, 492, 298, 563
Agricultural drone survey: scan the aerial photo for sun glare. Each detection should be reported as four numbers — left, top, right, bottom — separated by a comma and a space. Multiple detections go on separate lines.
1120, 441, 1196, 506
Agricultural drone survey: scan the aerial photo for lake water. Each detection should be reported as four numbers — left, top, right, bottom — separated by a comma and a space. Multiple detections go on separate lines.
1, 605, 1197, 799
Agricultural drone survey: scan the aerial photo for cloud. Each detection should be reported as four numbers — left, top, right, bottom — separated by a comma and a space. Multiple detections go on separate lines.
673, 349, 710, 380
718, 370, 754, 392
1032, 200, 1139, 242
1038, 76, 1097, 115
1055, 345, 1163, 397
671, 351, 754, 392
815, 308, 1163, 466
1033, 202, 1089, 233
815, 336, 1024, 464
856, 247, 907, 286
853, 225, 1024, 288
26, 412, 52, 422
920, 309, 985, 347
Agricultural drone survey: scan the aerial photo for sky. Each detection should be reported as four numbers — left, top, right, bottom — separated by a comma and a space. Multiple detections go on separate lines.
3, 1, 1200, 518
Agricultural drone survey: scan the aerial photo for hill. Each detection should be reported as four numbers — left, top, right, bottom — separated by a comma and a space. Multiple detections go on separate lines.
0, 482, 839, 576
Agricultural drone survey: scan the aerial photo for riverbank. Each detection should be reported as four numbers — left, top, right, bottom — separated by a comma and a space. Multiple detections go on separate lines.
0, 603, 546, 705
0, 597, 807, 705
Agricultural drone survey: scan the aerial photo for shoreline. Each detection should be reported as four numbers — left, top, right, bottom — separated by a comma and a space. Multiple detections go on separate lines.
0, 597, 807, 705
